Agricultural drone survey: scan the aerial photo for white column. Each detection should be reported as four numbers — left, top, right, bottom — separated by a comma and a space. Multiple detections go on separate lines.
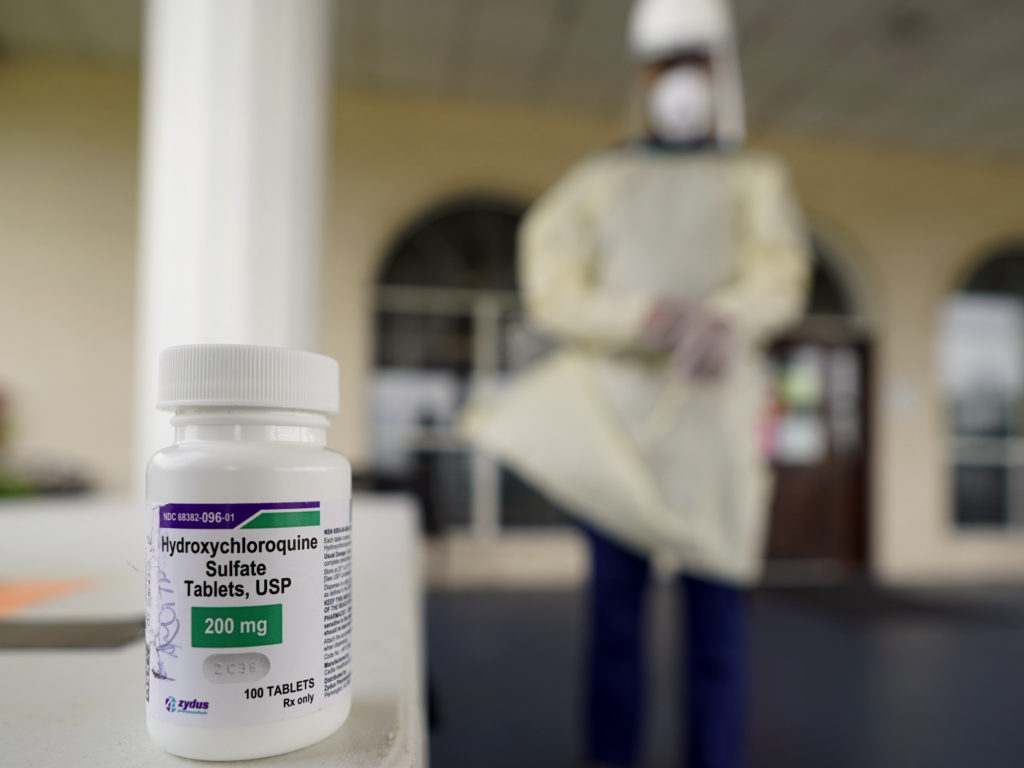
134, 0, 333, 492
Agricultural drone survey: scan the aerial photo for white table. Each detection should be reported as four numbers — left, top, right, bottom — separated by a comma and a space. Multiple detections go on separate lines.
0, 494, 426, 767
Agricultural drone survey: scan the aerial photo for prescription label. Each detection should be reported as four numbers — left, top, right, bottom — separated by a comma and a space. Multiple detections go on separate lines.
145, 500, 351, 727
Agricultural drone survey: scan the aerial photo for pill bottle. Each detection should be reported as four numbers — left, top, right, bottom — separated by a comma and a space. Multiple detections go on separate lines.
145, 344, 352, 760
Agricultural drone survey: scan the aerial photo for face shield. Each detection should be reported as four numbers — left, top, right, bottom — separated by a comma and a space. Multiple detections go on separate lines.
626, 0, 746, 147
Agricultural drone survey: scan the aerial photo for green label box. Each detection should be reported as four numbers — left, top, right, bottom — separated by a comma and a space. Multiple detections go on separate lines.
192, 604, 283, 648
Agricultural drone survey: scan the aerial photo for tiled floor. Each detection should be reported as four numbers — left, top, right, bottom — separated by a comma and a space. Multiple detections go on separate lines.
427, 585, 1024, 768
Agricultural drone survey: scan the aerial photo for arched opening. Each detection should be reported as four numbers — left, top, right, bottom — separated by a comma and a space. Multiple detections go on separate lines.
764, 236, 873, 577
368, 196, 567, 536
942, 242, 1024, 528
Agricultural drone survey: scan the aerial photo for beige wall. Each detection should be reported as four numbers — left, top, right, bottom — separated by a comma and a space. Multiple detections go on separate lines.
2, 60, 1024, 582
0, 62, 139, 492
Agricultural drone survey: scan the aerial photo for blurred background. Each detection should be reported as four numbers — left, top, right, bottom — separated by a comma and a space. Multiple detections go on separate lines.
0, 0, 1023, 766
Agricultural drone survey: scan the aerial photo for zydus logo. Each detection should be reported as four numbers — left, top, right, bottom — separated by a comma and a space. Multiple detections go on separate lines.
165, 696, 209, 714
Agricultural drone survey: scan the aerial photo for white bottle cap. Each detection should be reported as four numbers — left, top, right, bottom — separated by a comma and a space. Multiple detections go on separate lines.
157, 344, 340, 416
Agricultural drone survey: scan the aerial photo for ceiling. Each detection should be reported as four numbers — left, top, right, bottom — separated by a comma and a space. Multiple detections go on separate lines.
0, 0, 1022, 156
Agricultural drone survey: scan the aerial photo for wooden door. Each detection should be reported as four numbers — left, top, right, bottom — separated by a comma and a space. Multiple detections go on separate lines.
764, 329, 871, 576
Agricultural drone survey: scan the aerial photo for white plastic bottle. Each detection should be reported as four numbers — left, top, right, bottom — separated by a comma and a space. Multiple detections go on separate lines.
145, 344, 352, 760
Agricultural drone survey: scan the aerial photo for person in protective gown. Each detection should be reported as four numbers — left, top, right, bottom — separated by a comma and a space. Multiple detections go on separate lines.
461, 1, 810, 766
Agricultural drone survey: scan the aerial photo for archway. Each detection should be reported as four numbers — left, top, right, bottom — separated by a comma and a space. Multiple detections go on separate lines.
369, 196, 568, 536
942, 242, 1024, 528
764, 236, 873, 578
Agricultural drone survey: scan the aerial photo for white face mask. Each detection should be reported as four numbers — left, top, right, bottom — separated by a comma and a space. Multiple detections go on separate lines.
646, 66, 714, 144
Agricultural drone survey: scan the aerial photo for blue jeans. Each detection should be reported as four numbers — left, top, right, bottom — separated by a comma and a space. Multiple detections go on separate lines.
585, 528, 748, 768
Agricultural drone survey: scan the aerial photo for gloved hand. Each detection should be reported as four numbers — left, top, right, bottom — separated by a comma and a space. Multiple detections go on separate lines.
642, 298, 691, 350
642, 299, 736, 382
672, 310, 736, 382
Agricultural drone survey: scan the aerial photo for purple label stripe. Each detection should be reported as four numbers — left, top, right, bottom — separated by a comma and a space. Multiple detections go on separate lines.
159, 501, 319, 529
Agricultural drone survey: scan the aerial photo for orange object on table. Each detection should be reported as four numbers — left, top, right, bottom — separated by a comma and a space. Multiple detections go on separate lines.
0, 579, 87, 618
